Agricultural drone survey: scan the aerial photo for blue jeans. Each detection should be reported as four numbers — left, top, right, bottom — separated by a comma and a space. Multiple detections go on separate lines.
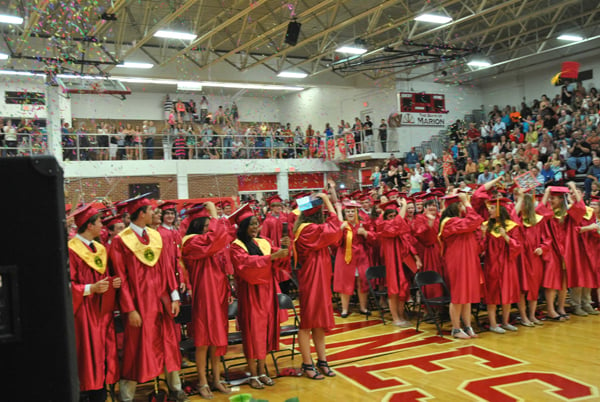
567, 156, 591, 173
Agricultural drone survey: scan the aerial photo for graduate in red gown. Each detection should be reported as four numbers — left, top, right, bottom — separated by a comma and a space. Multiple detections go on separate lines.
293, 193, 342, 380
439, 193, 484, 339
569, 189, 600, 316
578, 196, 600, 312
69, 205, 120, 402
537, 183, 586, 321
109, 195, 187, 402
157, 201, 187, 293
514, 190, 551, 326
229, 204, 290, 390
333, 200, 376, 317
181, 202, 233, 398
411, 196, 445, 298
260, 195, 293, 283
376, 199, 422, 327
482, 198, 523, 334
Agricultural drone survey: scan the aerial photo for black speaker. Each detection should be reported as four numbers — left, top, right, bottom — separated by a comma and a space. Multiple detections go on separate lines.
0, 156, 79, 401
285, 21, 301, 46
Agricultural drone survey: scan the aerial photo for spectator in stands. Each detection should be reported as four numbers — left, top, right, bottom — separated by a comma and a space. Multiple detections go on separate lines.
387, 153, 400, 169
492, 116, 506, 141
145, 121, 156, 160
477, 167, 494, 184
464, 157, 478, 182
379, 119, 388, 152
567, 130, 592, 173
584, 157, 600, 198
423, 148, 438, 165
480, 120, 491, 142
557, 109, 572, 132
405, 147, 419, 168
363, 116, 374, 152
442, 149, 454, 187
352, 117, 362, 154
161, 125, 172, 160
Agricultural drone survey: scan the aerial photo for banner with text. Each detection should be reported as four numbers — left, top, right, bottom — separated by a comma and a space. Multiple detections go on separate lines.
401, 113, 446, 127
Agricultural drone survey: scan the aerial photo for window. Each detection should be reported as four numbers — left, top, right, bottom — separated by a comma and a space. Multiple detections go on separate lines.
4, 91, 46, 105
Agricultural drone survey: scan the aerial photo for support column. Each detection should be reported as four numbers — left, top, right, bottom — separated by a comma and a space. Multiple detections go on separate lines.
176, 162, 189, 199
45, 82, 63, 164
276, 171, 290, 201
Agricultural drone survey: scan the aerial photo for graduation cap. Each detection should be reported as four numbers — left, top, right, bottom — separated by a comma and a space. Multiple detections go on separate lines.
220, 199, 233, 209
187, 204, 210, 220
228, 203, 255, 225
379, 200, 399, 211
342, 200, 361, 209
159, 201, 178, 212
548, 186, 570, 195
70, 204, 101, 229
297, 195, 324, 216
121, 193, 153, 215
359, 193, 373, 202
383, 189, 399, 199
349, 190, 362, 200
266, 195, 283, 206
293, 191, 312, 200
441, 194, 461, 207
102, 215, 123, 227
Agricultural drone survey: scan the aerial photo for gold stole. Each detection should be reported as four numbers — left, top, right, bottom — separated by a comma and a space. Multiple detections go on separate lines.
118, 227, 163, 267
484, 219, 519, 237
344, 226, 353, 264
584, 206, 594, 221
68, 238, 107, 274
181, 234, 196, 247
232, 238, 272, 255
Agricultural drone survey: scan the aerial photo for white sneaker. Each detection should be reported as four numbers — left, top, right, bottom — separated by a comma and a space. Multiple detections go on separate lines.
489, 325, 506, 334
501, 323, 518, 331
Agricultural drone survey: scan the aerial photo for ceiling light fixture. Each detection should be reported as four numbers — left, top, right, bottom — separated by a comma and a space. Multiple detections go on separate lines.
414, 14, 452, 24
0, 15, 23, 24
277, 71, 308, 78
336, 46, 367, 55
0, 53, 9, 60
467, 60, 492, 68
154, 30, 197, 41
557, 34, 583, 42
116, 62, 154, 69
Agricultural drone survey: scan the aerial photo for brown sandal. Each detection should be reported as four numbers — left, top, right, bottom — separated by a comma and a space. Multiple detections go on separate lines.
198, 383, 213, 400
258, 374, 274, 386
248, 376, 264, 389
211, 380, 231, 394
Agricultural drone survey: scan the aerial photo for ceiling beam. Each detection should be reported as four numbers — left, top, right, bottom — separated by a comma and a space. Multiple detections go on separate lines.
196, 0, 336, 72
160, 0, 270, 66
243, 0, 401, 72
13, 0, 50, 55
104, 0, 199, 72
87, 0, 132, 38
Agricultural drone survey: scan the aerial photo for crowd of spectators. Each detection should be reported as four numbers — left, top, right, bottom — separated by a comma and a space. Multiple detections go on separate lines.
370, 83, 600, 200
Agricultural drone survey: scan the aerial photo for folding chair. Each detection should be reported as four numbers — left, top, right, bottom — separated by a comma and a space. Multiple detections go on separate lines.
414, 270, 451, 336
366, 265, 388, 324
270, 293, 300, 376
220, 300, 244, 381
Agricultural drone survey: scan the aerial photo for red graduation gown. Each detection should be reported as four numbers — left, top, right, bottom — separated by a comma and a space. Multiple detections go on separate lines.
439, 207, 484, 304
261, 212, 294, 282
69, 240, 119, 391
294, 212, 342, 330
483, 222, 523, 305
182, 219, 231, 351
538, 200, 586, 289
230, 238, 286, 359
516, 211, 551, 300
333, 222, 375, 294
579, 213, 600, 286
110, 228, 180, 383
376, 213, 415, 300
412, 214, 445, 298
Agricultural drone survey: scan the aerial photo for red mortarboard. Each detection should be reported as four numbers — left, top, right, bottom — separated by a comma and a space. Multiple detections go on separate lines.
486, 197, 512, 207
349, 190, 362, 200
359, 194, 373, 202
373, 199, 381, 206
220, 199, 233, 208
441, 194, 461, 207
159, 201, 178, 211
589, 195, 600, 204
384, 189, 399, 199
413, 191, 426, 199
228, 204, 255, 225
102, 215, 123, 227
71, 204, 100, 229
342, 200, 362, 209
187, 204, 210, 220
124, 193, 153, 215
380, 200, 399, 211
548, 186, 570, 195
247, 199, 259, 206
267, 195, 283, 206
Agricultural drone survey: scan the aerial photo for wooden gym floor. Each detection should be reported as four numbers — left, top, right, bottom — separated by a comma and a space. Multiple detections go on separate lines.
131, 306, 600, 402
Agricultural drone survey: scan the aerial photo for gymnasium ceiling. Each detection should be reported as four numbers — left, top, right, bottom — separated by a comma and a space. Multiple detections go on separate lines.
0, 0, 599, 92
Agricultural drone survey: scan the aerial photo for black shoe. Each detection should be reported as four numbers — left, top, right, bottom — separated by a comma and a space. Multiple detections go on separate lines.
317, 360, 336, 377
340, 311, 349, 318
359, 310, 371, 316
